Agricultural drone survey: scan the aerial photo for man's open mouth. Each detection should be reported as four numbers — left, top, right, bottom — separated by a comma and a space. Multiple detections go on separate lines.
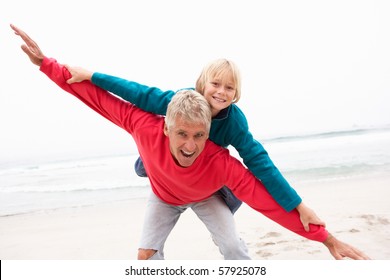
181, 150, 195, 158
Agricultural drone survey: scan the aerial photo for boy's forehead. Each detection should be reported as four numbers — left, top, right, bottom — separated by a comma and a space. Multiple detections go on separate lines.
212, 72, 235, 85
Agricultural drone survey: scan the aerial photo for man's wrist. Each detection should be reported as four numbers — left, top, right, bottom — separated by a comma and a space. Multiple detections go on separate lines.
323, 233, 335, 245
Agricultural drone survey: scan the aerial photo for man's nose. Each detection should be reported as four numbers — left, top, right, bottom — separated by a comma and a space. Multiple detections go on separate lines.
184, 138, 196, 151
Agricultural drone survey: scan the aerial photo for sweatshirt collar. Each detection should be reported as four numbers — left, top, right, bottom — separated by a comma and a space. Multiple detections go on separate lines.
213, 106, 231, 120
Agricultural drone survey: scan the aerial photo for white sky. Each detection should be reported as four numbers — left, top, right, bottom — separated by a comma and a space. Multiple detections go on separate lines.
1, 0, 390, 165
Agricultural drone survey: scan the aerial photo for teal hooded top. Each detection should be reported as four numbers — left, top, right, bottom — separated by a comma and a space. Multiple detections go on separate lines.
92, 73, 302, 212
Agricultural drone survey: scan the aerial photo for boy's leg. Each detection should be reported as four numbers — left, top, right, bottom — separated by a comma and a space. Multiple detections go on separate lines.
138, 192, 186, 259
134, 156, 148, 177
217, 186, 242, 214
191, 194, 250, 260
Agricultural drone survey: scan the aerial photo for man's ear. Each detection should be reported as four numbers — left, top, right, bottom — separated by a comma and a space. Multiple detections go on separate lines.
163, 123, 169, 136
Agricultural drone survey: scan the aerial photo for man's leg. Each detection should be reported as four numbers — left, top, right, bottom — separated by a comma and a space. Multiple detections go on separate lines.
138, 192, 186, 260
191, 194, 251, 260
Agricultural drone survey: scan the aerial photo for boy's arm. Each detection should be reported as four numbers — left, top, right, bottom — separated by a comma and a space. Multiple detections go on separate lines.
92, 72, 174, 116
64, 64, 174, 116
226, 107, 302, 212
226, 108, 325, 229
39, 58, 138, 133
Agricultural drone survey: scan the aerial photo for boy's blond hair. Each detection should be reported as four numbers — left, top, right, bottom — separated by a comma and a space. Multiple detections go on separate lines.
195, 58, 242, 103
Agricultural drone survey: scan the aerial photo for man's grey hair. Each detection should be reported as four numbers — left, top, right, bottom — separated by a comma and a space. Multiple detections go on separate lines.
165, 89, 212, 133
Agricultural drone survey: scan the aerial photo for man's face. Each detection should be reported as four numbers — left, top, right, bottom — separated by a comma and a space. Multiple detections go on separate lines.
164, 116, 208, 167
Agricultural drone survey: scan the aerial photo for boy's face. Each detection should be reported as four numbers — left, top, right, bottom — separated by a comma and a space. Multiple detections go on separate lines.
203, 75, 236, 116
164, 116, 208, 167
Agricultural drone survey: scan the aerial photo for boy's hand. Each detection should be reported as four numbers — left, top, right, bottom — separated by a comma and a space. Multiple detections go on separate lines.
296, 202, 326, 231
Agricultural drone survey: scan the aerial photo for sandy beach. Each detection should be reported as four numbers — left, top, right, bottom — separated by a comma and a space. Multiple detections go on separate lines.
1, 172, 389, 260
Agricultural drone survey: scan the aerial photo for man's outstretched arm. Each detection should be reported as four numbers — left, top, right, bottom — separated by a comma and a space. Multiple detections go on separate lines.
11, 24, 144, 134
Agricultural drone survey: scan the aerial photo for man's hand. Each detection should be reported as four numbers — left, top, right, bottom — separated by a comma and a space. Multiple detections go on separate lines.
11, 24, 44, 66
323, 234, 371, 260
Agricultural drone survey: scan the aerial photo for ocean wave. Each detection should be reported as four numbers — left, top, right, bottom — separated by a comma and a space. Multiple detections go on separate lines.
262, 125, 390, 144
0, 183, 150, 217
0, 183, 151, 194
282, 162, 390, 183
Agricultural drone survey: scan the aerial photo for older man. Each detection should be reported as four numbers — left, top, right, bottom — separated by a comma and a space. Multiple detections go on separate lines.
11, 24, 369, 260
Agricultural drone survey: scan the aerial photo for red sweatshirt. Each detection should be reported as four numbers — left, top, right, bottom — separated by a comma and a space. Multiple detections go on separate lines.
40, 57, 328, 242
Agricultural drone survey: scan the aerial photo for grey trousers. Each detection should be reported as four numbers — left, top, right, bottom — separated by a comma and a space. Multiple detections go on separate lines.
139, 191, 250, 260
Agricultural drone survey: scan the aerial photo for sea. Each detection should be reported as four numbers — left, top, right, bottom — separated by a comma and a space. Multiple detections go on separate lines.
1, 126, 390, 217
